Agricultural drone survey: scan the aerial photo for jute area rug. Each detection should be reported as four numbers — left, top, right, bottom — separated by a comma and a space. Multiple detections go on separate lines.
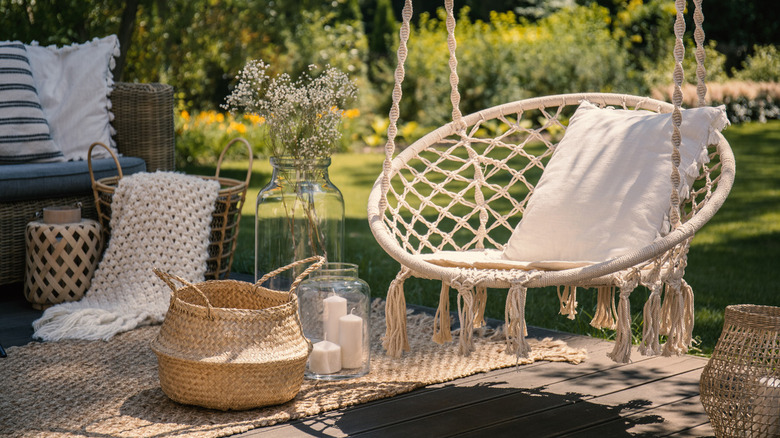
1, 300, 587, 438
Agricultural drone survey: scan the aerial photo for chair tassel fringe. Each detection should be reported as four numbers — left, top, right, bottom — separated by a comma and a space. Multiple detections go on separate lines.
639, 283, 663, 356
590, 287, 617, 330
662, 279, 694, 356
505, 282, 530, 358
456, 285, 476, 355
557, 285, 578, 320
473, 285, 488, 329
382, 269, 411, 358
607, 289, 634, 364
432, 282, 453, 344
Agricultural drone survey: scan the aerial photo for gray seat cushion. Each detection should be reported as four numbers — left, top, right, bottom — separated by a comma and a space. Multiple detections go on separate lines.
0, 156, 146, 202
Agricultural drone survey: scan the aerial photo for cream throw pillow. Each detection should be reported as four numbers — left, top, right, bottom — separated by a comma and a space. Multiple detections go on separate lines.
502, 100, 729, 263
26, 35, 119, 161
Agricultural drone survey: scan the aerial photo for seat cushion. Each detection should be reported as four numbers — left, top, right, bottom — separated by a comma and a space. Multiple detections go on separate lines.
0, 156, 145, 202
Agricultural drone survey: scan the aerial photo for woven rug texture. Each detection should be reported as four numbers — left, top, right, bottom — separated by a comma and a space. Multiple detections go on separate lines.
1, 300, 587, 438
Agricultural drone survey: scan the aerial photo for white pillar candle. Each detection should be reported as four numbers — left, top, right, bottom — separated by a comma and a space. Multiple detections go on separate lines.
309, 340, 342, 375
339, 313, 364, 369
323, 295, 347, 343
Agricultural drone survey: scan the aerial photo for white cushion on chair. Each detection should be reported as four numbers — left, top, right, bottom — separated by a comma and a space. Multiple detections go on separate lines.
503, 100, 729, 264
26, 35, 119, 161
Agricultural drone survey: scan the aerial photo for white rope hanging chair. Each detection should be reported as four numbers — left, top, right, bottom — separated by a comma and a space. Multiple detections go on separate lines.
367, 0, 735, 363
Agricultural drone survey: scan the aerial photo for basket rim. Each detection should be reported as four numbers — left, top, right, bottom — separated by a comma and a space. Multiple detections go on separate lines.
169, 280, 298, 320
725, 304, 780, 330
95, 174, 246, 196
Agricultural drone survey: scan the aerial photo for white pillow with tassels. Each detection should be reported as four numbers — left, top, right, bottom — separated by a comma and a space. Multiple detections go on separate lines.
26, 35, 119, 161
502, 100, 729, 264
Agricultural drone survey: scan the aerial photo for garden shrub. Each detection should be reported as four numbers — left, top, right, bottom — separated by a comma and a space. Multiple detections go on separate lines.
399, 5, 634, 129
732, 45, 780, 83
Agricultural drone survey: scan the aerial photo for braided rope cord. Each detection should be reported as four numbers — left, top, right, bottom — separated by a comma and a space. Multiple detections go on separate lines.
380, 0, 412, 215
444, 0, 463, 129
693, 0, 708, 107
669, 0, 686, 230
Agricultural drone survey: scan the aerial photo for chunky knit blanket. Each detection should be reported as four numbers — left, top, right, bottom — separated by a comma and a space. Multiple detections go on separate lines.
33, 172, 220, 341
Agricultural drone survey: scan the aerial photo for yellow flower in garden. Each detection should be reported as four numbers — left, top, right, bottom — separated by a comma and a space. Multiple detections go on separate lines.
198, 111, 212, 124
181, 110, 191, 121
244, 114, 265, 125
229, 121, 247, 134
343, 108, 360, 119
216, 113, 225, 123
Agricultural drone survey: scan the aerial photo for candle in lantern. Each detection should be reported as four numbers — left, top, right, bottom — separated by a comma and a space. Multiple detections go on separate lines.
339, 312, 364, 369
309, 340, 342, 375
323, 294, 347, 343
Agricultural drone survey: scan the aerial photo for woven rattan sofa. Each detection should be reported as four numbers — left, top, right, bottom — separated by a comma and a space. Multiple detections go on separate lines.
0, 82, 175, 287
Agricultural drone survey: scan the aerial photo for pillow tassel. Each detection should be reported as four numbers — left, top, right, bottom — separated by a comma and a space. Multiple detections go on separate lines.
432, 282, 453, 344
382, 268, 411, 358
590, 286, 617, 330
505, 281, 530, 358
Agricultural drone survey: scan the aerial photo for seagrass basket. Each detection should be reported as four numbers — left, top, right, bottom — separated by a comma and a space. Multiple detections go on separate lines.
151, 256, 325, 411
89, 138, 252, 279
700, 304, 780, 437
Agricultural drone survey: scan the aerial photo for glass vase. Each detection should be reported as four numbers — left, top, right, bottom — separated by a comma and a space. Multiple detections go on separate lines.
255, 157, 344, 290
298, 263, 371, 380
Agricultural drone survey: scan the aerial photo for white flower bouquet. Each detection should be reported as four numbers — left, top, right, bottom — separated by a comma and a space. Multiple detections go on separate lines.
224, 60, 357, 160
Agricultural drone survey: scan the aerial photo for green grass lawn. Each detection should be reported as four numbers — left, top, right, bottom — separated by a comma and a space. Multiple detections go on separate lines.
184, 119, 780, 355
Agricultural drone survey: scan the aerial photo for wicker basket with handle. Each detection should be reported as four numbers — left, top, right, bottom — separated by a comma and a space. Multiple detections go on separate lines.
88, 138, 252, 279
151, 256, 325, 411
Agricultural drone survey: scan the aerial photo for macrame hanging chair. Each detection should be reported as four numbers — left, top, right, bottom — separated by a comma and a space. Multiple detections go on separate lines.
367, 0, 735, 363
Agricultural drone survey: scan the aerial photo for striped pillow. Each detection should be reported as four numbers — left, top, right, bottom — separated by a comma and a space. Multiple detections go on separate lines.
0, 42, 62, 163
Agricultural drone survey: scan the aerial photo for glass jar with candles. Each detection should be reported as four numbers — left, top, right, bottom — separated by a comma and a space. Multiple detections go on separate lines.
298, 263, 370, 380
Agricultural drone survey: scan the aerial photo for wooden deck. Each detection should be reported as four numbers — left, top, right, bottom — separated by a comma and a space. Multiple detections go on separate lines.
0, 282, 715, 437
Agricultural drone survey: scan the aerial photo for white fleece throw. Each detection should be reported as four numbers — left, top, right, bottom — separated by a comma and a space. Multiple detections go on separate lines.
33, 172, 220, 341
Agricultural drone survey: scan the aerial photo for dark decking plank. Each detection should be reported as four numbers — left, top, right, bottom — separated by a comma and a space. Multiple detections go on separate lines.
349, 354, 707, 437
549, 367, 708, 437
246, 340, 617, 437
571, 395, 714, 437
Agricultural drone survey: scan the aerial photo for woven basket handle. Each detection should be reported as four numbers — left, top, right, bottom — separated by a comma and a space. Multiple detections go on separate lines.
256, 256, 326, 295
153, 269, 215, 318
87, 142, 123, 186
215, 137, 254, 188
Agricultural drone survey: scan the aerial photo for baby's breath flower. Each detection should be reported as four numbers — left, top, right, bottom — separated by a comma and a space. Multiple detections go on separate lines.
223, 60, 358, 160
